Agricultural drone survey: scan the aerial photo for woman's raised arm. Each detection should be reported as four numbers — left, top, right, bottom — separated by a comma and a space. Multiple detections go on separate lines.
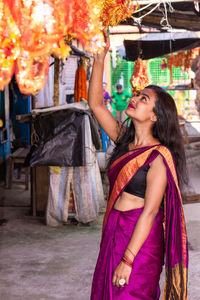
88, 30, 121, 142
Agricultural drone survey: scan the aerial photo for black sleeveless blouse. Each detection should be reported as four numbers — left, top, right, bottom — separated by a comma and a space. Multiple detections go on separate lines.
113, 145, 164, 207
115, 145, 150, 199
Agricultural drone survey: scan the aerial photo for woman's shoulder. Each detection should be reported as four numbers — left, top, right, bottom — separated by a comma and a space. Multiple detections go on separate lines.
154, 144, 172, 155
152, 145, 175, 165
143, 144, 172, 158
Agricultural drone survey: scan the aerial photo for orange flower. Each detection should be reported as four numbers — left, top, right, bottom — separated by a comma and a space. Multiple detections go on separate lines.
74, 64, 88, 102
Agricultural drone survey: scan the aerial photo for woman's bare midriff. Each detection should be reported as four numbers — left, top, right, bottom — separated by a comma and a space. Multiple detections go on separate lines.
114, 191, 144, 211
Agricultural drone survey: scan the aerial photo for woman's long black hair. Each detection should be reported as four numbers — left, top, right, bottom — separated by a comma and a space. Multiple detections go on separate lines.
108, 84, 188, 190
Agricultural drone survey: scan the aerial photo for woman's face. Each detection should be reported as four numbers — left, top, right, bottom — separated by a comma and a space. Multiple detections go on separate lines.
125, 88, 157, 123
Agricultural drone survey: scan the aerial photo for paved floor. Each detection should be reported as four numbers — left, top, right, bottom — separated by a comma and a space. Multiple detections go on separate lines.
0, 146, 200, 300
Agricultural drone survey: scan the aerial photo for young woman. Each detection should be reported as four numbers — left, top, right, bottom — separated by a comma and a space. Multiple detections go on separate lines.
89, 31, 188, 300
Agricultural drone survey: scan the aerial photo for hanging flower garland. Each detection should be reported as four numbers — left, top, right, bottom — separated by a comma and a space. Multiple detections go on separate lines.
167, 54, 175, 84
167, 49, 199, 71
0, 0, 73, 94
99, 0, 138, 27
130, 58, 150, 95
74, 63, 88, 103
166, 48, 200, 84
0, 0, 138, 95
0, 1, 20, 91
68, 0, 104, 53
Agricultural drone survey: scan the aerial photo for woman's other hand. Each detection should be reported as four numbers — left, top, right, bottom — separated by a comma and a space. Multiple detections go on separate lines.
112, 261, 132, 288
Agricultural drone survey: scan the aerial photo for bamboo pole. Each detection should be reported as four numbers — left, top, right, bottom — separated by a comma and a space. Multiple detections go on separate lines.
53, 58, 60, 107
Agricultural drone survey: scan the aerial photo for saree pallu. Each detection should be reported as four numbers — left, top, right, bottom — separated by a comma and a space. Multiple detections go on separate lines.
91, 207, 164, 300
91, 145, 188, 300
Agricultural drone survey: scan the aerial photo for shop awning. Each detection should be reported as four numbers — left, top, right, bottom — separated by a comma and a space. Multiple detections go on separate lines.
117, 31, 200, 61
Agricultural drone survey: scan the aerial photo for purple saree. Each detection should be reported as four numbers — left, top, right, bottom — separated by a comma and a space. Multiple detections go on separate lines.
91, 145, 188, 300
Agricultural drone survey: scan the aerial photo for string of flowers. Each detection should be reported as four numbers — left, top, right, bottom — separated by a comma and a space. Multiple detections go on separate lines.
99, 0, 138, 27
166, 49, 200, 84
0, 0, 138, 95
130, 58, 150, 95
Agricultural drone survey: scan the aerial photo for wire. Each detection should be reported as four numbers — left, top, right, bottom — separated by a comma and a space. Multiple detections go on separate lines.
132, 3, 160, 26
132, 2, 155, 14
131, 0, 174, 32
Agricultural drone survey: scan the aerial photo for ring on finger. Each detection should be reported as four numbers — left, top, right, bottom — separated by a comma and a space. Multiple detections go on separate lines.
119, 278, 126, 286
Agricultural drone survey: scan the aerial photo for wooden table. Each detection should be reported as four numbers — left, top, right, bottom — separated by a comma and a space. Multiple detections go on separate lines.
7, 147, 30, 190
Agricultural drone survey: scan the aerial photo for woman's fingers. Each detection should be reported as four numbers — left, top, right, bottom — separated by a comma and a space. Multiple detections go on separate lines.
112, 274, 128, 287
102, 28, 110, 50
112, 273, 121, 287
93, 29, 110, 63
112, 273, 117, 286
112, 262, 132, 287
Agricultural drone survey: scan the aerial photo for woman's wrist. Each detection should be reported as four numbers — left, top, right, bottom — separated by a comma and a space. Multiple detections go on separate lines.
121, 247, 137, 269
124, 247, 136, 261
121, 256, 133, 268
93, 55, 106, 65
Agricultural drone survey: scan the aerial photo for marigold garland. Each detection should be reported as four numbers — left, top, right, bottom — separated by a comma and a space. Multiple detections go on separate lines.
166, 48, 200, 84
74, 64, 88, 102
130, 58, 150, 95
0, 0, 138, 95
99, 0, 138, 27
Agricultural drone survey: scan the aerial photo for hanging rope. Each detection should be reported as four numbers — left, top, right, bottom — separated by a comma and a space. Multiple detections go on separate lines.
132, 1, 156, 14
132, 0, 174, 31
132, 2, 160, 26
159, 0, 173, 31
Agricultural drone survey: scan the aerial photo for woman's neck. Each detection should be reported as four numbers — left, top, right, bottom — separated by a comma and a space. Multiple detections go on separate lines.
130, 123, 159, 149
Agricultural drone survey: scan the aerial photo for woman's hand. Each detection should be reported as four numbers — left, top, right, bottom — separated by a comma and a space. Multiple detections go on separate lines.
112, 261, 132, 288
93, 29, 110, 63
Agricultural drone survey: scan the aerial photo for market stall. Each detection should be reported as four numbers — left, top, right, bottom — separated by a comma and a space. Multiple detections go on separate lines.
110, 27, 200, 137
24, 101, 105, 224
